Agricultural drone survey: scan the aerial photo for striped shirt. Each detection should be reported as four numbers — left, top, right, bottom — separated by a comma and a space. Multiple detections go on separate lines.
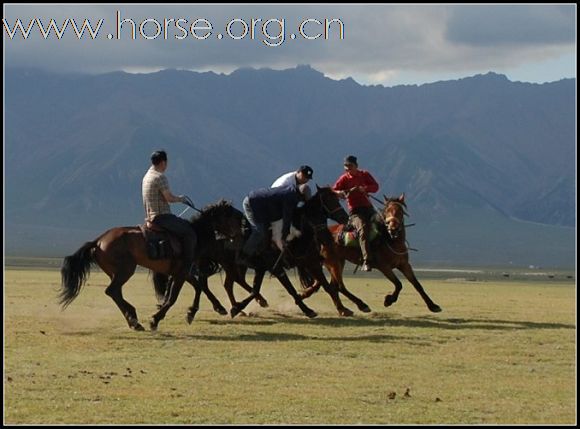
142, 166, 170, 221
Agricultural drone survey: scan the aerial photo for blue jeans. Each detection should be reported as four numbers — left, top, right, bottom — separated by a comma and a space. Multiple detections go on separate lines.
242, 196, 268, 256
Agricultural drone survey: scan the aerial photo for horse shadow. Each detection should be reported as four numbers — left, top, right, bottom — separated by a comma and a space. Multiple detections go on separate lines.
104, 312, 574, 344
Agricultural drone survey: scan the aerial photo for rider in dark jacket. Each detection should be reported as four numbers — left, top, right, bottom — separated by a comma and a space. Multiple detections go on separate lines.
240, 184, 308, 261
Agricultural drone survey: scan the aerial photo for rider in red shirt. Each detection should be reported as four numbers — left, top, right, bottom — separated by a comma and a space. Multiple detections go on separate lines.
333, 155, 380, 271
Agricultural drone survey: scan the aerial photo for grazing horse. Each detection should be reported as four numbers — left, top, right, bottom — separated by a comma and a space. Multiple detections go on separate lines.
59, 200, 243, 331
300, 194, 442, 313
228, 185, 353, 318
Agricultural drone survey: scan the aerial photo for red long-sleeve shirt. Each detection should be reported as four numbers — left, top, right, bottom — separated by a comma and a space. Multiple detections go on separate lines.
333, 170, 379, 211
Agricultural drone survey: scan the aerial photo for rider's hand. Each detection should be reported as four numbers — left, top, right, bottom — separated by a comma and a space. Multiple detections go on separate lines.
275, 239, 285, 251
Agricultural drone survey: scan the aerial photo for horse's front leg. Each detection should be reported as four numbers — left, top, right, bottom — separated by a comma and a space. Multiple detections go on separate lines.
189, 275, 228, 318
378, 267, 403, 308
235, 273, 269, 308
274, 270, 317, 319
326, 259, 371, 313
185, 275, 203, 324
150, 276, 186, 331
230, 269, 266, 318
398, 262, 442, 313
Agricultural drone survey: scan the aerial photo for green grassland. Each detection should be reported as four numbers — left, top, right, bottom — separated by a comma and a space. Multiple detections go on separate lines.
3, 267, 576, 424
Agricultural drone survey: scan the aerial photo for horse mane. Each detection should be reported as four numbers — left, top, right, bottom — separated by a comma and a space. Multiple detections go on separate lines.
188, 199, 233, 225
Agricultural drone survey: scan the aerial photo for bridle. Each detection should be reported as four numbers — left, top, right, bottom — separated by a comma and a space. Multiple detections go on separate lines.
319, 191, 344, 219
383, 200, 408, 238
302, 190, 342, 244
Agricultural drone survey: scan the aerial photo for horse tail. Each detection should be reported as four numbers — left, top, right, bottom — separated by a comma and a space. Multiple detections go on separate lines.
59, 240, 97, 309
297, 264, 315, 290
152, 272, 171, 304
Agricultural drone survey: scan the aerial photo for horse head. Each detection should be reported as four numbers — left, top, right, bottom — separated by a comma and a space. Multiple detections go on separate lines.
382, 193, 408, 239
313, 185, 349, 224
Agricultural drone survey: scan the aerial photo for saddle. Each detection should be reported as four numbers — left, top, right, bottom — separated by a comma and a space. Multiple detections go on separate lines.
339, 221, 381, 247
140, 221, 182, 260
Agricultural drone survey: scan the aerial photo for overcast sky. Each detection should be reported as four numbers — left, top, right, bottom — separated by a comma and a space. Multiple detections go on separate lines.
3, 4, 576, 86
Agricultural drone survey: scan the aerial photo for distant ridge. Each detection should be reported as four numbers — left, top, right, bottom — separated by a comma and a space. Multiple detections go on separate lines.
5, 66, 575, 267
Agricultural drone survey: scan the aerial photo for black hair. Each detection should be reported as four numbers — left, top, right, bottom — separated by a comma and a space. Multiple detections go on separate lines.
151, 150, 167, 165
344, 155, 358, 165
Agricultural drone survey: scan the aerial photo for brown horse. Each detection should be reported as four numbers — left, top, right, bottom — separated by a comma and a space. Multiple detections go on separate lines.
228, 185, 353, 318
152, 235, 270, 323
300, 194, 442, 313
59, 200, 244, 331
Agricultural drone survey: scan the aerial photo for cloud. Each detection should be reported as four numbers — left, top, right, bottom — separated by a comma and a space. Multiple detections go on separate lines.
446, 5, 575, 46
3, 4, 576, 85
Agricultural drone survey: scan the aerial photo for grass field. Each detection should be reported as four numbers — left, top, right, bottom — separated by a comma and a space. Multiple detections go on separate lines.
3, 267, 576, 424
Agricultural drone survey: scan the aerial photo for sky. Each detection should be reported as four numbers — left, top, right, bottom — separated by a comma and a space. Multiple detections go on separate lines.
2, 4, 577, 87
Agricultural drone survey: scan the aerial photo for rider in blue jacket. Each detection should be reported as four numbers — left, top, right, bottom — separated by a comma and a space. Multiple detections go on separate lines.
240, 183, 309, 261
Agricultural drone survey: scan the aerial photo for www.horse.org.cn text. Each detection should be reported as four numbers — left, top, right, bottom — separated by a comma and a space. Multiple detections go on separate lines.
3, 11, 345, 47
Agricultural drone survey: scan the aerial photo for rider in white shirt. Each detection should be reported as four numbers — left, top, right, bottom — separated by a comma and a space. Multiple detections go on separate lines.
270, 165, 314, 250
272, 165, 313, 193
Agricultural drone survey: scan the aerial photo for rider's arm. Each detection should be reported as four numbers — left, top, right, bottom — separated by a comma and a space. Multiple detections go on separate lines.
161, 189, 184, 203
361, 172, 379, 194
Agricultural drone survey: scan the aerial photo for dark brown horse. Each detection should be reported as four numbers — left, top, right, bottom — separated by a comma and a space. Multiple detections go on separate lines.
300, 194, 442, 313
151, 234, 270, 322
154, 186, 354, 319
59, 200, 244, 331
228, 185, 353, 318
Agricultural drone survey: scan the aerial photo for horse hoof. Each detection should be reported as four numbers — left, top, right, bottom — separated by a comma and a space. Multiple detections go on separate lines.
360, 305, 372, 313
186, 314, 195, 325
149, 320, 158, 331
230, 306, 240, 319
305, 310, 318, 319
340, 308, 354, 317
384, 295, 397, 307
257, 298, 269, 308
133, 323, 146, 332
430, 305, 442, 313
215, 306, 228, 316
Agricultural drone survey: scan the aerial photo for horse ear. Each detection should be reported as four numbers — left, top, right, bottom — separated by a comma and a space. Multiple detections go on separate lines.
399, 193, 405, 203
383, 194, 389, 203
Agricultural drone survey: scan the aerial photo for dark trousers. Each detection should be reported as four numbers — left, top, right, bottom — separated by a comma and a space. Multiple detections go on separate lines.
350, 206, 380, 263
152, 213, 197, 262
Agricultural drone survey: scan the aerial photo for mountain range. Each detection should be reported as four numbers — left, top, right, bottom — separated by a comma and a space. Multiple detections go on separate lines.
4, 65, 576, 267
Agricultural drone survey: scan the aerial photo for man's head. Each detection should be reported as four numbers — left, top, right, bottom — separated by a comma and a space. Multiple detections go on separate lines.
151, 150, 168, 171
343, 155, 359, 173
296, 165, 314, 185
